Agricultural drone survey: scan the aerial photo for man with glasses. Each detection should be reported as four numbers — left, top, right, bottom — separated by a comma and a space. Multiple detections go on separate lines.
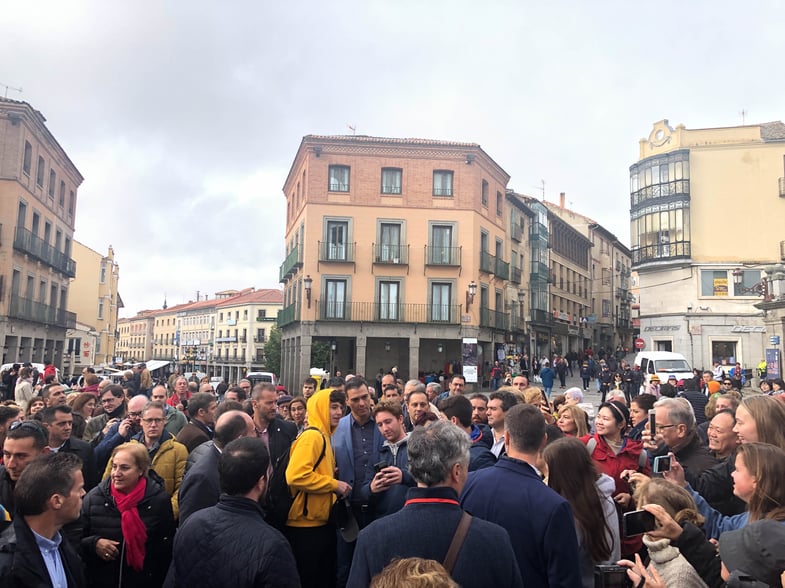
0, 420, 50, 512
93, 395, 147, 472
83, 384, 127, 443
151, 384, 187, 436
720, 379, 734, 393
644, 397, 718, 476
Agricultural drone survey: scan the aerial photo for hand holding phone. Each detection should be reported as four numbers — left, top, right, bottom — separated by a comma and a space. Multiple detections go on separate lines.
622, 509, 656, 538
653, 455, 671, 474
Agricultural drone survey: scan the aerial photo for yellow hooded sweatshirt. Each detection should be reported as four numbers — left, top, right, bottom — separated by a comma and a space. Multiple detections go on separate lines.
285, 387, 339, 527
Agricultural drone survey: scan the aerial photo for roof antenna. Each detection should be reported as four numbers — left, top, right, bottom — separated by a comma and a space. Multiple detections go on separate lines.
0, 83, 22, 99
739, 109, 747, 125
347, 124, 356, 135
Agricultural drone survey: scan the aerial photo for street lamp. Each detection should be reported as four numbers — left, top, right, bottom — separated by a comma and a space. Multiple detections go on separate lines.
304, 275, 313, 308
466, 281, 477, 309
733, 268, 773, 301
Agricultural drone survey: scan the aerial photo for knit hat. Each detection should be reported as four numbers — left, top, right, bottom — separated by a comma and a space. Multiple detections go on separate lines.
719, 519, 785, 587
650, 375, 660, 382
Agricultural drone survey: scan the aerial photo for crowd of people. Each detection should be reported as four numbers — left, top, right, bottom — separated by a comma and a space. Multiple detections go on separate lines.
0, 361, 782, 587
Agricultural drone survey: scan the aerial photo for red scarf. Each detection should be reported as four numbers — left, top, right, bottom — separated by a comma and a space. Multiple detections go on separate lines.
110, 477, 148, 572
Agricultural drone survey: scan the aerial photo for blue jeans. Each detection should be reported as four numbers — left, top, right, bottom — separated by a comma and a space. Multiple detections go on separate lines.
544, 386, 553, 398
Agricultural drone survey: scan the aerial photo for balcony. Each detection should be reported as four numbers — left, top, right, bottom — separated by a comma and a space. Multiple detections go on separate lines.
13, 227, 77, 277
318, 241, 356, 263
780, 177, 785, 198
530, 221, 548, 242
480, 251, 494, 274
494, 257, 509, 280
530, 308, 552, 324
510, 223, 523, 242
239, 336, 247, 343
530, 261, 550, 283
316, 300, 461, 324
8, 293, 76, 328
510, 266, 522, 284
632, 241, 691, 266
276, 303, 297, 328
278, 244, 303, 283
425, 245, 461, 266
616, 318, 631, 329
373, 243, 408, 265
480, 307, 507, 330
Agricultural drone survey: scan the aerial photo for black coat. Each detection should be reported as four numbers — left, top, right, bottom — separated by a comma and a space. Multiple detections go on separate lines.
80, 474, 175, 588
177, 444, 220, 523
266, 418, 297, 467
0, 516, 86, 588
685, 449, 746, 516
59, 436, 99, 491
0, 468, 15, 515
167, 495, 299, 588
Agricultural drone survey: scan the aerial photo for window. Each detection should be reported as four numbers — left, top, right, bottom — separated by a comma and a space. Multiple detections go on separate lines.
100, 263, 107, 283
59, 181, 65, 208
430, 283, 452, 321
243, 309, 248, 319
257, 309, 266, 319
43, 222, 51, 245
378, 222, 402, 262
429, 224, 454, 264
23, 142, 32, 176
700, 270, 729, 297
98, 299, 104, 320
328, 165, 350, 192
326, 220, 348, 260
48, 170, 56, 198
68, 191, 74, 216
32, 213, 40, 236
256, 328, 265, 342
602, 299, 610, 318
17, 202, 26, 229
378, 281, 400, 320
381, 168, 402, 195
481, 180, 489, 206
496, 191, 503, 216
324, 279, 346, 319
36, 156, 45, 187
733, 270, 762, 296
712, 341, 737, 365
433, 170, 453, 197
55, 230, 62, 252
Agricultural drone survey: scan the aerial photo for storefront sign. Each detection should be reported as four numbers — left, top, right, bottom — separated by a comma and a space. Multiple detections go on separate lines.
766, 348, 781, 379
731, 326, 765, 333
461, 338, 478, 383
643, 326, 680, 332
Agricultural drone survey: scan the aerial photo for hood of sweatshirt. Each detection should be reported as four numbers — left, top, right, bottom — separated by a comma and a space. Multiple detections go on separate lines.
306, 387, 338, 436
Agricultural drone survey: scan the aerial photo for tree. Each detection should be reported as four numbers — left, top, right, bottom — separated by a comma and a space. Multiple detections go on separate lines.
311, 341, 330, 371
264, 325, 281, 377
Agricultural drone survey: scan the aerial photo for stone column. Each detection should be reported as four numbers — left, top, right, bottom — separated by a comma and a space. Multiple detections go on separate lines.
355, 334, 367, 378
408, 335, 420, 382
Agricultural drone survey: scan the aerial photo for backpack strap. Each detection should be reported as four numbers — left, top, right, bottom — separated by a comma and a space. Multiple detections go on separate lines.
443, 512, 472, 574
586, 436, 597, 455
299, 427, 328, 518
638, 449, 648, 470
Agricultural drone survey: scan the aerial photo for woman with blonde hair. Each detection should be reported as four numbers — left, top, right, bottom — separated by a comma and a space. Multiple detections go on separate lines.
556, 404, 589, 437
370, 558, 458, 588
629, 478, 707, 587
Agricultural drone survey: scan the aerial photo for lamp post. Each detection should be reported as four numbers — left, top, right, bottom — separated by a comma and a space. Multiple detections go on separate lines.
329, 340, 336, 377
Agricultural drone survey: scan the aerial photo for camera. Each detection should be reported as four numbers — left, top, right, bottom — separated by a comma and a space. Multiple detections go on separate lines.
594, 564, 632, 588
622, 509, 656, 538
653, 455, 671, 473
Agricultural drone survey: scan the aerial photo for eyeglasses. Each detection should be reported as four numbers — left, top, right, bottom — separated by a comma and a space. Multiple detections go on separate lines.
100, 397, 118, 404
141, 418, 164, 425
722, 382, 732, 385
655, 424, 676, 432
127, 411, 143, 418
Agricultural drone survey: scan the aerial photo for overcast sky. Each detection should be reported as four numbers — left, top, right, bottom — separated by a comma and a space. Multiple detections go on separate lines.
3, 1, 784, 317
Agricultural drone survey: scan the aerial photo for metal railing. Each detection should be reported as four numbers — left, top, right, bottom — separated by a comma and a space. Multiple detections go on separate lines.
510, 266, 522, 284
530, 308, 552, 324
632, 241, 691, 265
373, 243, 408, 265
316, 300, 461, 324
494, 258, 509, 280
318, 241, 356, 262
480, 251, 494, 273
278, 244, 302, 282
480, 307, 508, 330
424, 246, 461, 266
8, 293, 76, 328
276, 303, 297, 327
13, 227, 76, 277
530, 221, 548, 242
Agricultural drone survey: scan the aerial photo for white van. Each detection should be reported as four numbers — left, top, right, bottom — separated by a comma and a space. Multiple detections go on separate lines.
246, 371, 277, 387
634, 351, 693, 391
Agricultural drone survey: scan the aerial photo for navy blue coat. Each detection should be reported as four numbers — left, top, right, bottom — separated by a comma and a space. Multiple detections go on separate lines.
357, 437, 416, 520
461, 456, 582, 588
178, 443, 221, 523
348, 486, 522, 588
333, 413, 382, 503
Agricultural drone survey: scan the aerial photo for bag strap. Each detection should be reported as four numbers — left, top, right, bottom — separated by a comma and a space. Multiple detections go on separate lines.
443, 511, 472, 574
586, 436, 597, 455
302, 426, 327, 471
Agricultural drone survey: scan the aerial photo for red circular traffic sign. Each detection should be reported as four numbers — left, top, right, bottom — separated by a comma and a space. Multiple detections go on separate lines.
634, 338, 645, 350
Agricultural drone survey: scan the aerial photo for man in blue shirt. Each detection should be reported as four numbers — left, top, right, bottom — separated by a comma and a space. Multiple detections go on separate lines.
0, 452, 86, 586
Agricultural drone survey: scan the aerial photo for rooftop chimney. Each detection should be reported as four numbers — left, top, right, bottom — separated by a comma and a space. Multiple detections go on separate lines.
560, 192, 566, 208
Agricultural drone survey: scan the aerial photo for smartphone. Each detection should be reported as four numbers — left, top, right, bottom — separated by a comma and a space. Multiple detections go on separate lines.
373, 461, 387, 474
653, 455, 671, 473
648, 409, 656, 435
593, 564, 632, 588
622, 509, 656, 538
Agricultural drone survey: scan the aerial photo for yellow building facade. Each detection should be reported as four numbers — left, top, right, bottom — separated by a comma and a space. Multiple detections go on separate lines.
630, 119, 785, 370
68, 242, 121, 368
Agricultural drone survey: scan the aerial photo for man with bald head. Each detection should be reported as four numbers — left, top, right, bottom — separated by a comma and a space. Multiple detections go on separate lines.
178, 409, 257, 522
93, 394, 148, 472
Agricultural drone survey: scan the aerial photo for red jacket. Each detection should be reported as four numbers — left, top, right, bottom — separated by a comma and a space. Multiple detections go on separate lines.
581, 432, 651, 556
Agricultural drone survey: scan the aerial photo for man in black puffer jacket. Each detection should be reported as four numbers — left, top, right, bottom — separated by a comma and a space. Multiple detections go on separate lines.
166, 436, 299, 588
